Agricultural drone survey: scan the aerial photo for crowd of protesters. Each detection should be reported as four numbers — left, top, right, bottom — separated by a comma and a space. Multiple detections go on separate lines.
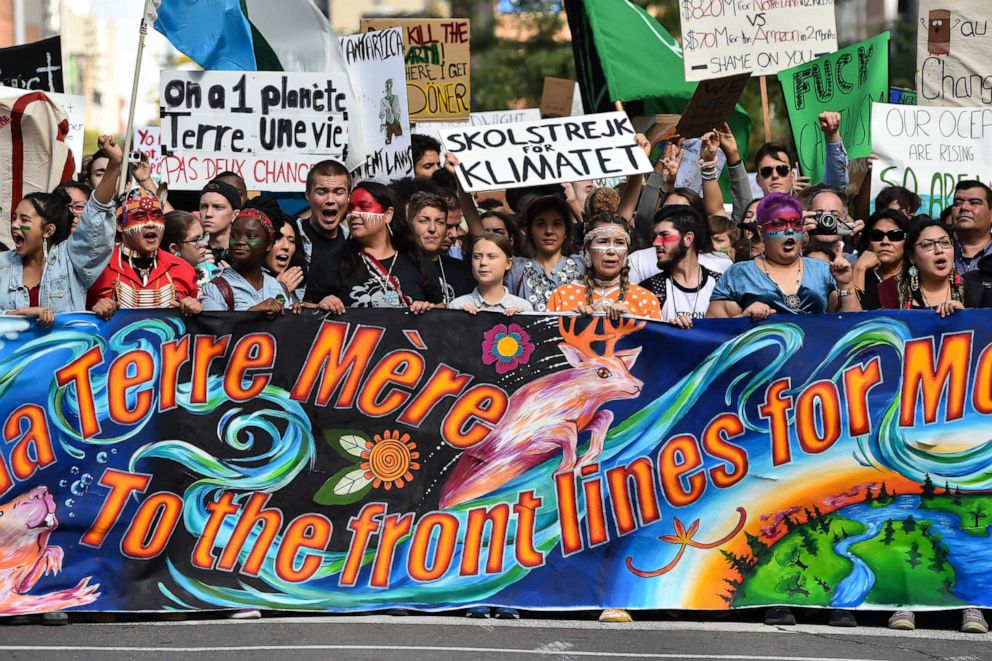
3, 110, 991, 633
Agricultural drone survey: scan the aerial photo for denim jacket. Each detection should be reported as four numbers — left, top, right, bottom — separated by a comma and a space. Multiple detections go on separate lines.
0, 195, 116, 312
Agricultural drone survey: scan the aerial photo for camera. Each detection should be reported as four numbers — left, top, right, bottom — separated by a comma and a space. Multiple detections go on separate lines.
813, 211, 853, 236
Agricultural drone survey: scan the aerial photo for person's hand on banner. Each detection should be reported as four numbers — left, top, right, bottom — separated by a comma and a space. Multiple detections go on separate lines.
179, 297, 202, 317
740, 301, 775, 321
670, 314, 694, 330
936, 300, 964, 318
409, 300, 434, 315
715, 122, 741, 164
91, 298, 118, 321
317, 295, 346, 315
250, 298, 286, 319
504, 307, 527, 317
818, 112, 842, 144
13, 307, 55, 327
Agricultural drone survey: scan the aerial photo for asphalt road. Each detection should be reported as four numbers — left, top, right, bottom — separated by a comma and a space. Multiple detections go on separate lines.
0, 613, 989, 661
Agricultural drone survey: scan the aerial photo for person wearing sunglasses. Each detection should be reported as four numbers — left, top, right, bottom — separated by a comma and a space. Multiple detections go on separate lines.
853, 209, 909, 309
874, 218, 987, 315
752, 113, 848, 196
707, 193, 861, 319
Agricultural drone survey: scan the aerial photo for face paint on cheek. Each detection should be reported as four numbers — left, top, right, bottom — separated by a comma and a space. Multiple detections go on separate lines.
19, 224, 31, 234
762, 229, 800, 242
588, 245, 629, 253
355, 211, 386, 226
247, 237, 265, 248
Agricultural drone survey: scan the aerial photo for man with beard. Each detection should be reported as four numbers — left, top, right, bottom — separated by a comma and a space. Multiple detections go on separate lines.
640, 205, 721, 329
951, 180, 992, 274
297, 160, 351, 268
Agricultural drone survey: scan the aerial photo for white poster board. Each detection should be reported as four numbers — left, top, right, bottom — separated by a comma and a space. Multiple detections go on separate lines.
341, 28, 413, 183
412, 109, 541, 146
159, 70, 353, 184
870, 102, 992, 217
916, 0, 992, 107
133, 126, 164, 180
679, 1, 838, 82
438, 111, 652, 192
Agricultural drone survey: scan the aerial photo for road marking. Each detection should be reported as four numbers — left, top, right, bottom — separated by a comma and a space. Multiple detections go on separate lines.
77, 615, 992, 642
0, 645, 892, 660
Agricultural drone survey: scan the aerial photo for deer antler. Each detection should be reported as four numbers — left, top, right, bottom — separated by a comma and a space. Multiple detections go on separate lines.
558, 316, 645, 357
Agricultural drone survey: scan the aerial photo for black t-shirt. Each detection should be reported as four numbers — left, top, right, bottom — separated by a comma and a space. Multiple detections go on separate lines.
432, 254, 474, 304
297, 217, 346, 270
304, 250, 443, 307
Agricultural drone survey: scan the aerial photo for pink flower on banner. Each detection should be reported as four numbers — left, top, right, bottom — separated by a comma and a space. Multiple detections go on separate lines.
482, 323, 534, 374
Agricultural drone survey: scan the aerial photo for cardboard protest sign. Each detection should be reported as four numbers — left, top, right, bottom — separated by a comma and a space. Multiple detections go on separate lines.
361, 18, 470, 122
870, 102, 992, 216
679, 0, 837, 82
916, 0, 992, 106
778, 32, 889, 185
675, 73, 750, 138
541, 77, 577, 118
159, 70, 352, 188
133, 126, 165, 180
0, 85, 84, 166
438, 111, 652, 192
341, 28, 413, 183
0, 36, 64, 93
412, 109, 542, 146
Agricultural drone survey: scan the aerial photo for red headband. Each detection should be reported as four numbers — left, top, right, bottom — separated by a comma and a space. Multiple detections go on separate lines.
236, 208, 276, 243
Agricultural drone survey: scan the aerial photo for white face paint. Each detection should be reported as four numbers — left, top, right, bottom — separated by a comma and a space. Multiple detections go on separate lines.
584, 225, 630, 254
351, 211, 386, 226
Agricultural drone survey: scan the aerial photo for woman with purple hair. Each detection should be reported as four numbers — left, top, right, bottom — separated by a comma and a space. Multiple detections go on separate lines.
707, 193, 861, 318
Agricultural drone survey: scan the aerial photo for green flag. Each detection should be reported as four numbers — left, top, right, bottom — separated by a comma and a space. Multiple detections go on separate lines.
564, 0, 751, 160
778, 33, 890, 185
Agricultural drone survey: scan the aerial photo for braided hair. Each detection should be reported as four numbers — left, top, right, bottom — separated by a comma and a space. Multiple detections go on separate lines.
581, 212, 632, 307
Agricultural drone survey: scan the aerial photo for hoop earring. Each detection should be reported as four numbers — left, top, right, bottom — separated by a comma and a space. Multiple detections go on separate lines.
908, 264, 919, 291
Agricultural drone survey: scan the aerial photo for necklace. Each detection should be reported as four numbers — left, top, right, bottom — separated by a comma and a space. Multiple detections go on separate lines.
436, 256, 453, 304
672, 266, 703, 318
919, 283, 950, 309
760, 256, 803, 310
361, 251, 401, 306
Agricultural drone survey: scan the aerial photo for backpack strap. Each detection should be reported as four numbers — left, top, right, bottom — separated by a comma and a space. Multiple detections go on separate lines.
212, 276, 235, 311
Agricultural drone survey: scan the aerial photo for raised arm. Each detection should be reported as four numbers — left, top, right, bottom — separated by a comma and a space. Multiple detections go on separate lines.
699, 131, 727, 218
617, 133, 652, 223
445, 152, 484, 237
68, 135, 121, 289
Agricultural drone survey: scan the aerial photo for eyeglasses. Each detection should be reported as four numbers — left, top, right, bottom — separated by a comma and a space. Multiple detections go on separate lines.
761, 218, 804, 232
868, 229, 906, 242
915, 237, 952, 252
68, 202, 86, 213
178, 235, 209, 247
758, 165, 791, 179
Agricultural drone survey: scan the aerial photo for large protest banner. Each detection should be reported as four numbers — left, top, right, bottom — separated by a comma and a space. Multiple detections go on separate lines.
916, 0, 992, 106
439, 111, 652, 192
2, 308, 992, 615
679, 0, 838, 82
341, 28, 413, 183
870, 102, 992, 216
0, 36, 64, 93
361, 18, 470, 122
778, 33, 889, 185
159, 70, 351, 191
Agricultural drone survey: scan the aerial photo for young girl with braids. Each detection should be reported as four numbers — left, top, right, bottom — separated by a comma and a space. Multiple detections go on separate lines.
547, 213, 662, 321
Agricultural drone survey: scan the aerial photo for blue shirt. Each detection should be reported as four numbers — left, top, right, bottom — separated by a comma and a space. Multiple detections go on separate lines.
711, 257, 836, 314
201, 268, 290, 311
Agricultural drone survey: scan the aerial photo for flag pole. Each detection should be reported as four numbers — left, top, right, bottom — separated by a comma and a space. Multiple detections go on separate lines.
758, 76, 772, 143
119, 0, 157, 195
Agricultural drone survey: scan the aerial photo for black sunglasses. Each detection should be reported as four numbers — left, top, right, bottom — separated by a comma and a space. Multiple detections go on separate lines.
759, 165, 791, 178
868, 229, 906, 242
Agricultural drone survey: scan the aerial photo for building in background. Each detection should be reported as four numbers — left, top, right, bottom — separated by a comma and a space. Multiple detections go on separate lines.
835, 0, 915, 43
0, 0, 61, 47
63, 5, 121, 134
